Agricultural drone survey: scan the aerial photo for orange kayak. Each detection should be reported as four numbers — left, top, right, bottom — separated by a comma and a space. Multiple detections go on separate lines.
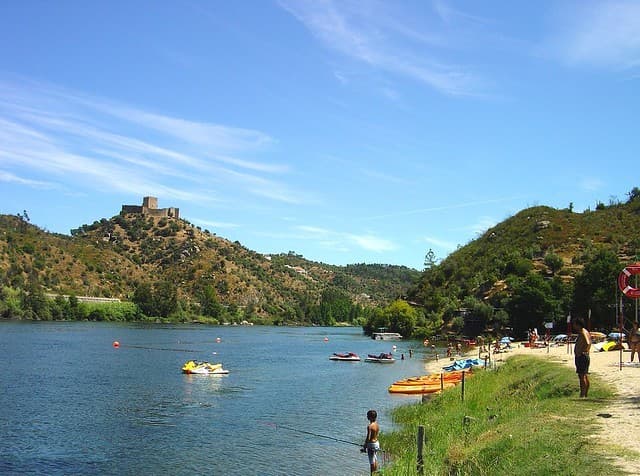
392, 369, 470, 387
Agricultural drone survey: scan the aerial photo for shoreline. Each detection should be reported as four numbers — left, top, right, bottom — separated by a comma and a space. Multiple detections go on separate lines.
419, 342, 640, 473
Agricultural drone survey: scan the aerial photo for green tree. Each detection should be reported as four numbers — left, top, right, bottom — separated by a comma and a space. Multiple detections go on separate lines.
154, 280, 178, 317
132, 282, 155, 316
1, 286, 23, 318
505, 272, 556, 337
312, 287, 353, 325
22, 282, 50, 320
573, 248, 620, 329
386, 300, 418, 337
544, 252, 564, 276
424, 249, 437, 270
199, 285, 224, 318
461, 296, 493, 336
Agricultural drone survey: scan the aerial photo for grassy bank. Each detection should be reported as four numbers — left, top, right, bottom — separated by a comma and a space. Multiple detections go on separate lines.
380, 355, 617, 475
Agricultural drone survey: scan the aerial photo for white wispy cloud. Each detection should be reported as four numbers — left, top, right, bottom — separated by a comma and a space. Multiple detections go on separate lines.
361, 196, 523, 221
580, 177, 605, 192
192, 218, 240, 229
273, 224, 396, 254
277, 0, 482, 95
361, 168, 411, 185
0, 78, 308, 206
422, 235, 458, 252
0, 170, 57, 189
295, 225, 332, 236
544, 1, 640, 70
347, 233, 396, 252
88, 100, 276, 152
469, 216, 497, 235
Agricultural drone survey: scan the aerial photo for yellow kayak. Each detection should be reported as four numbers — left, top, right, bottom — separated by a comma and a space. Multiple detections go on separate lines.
388, 381, 457, 394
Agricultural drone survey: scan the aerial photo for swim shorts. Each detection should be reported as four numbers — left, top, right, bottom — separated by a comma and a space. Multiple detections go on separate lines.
366, 441, 380, 465
575, 354, 590, 374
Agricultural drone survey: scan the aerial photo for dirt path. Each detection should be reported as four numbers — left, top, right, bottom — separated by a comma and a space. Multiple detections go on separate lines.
491, 345, 640, 474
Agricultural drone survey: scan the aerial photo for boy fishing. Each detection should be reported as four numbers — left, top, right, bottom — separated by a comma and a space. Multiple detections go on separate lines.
361, 409, 380, 474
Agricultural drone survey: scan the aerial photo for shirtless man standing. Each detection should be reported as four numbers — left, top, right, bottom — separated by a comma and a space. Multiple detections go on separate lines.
362, 410, 380, 474
573, 317, 592, 398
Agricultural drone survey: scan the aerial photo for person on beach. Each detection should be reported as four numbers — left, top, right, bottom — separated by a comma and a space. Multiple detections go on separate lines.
573, 317, 592, 398
629, 321, 640, 362
362, 409, 380, 474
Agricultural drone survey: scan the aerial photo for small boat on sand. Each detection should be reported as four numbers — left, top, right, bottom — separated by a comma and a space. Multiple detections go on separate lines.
329, 352, 361, 361
365, 352, 395, 363
388, 369, 471, 394
182, 360, 229, 375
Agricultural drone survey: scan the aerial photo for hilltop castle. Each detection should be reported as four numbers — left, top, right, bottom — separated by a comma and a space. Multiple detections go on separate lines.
121, 196, 179, 219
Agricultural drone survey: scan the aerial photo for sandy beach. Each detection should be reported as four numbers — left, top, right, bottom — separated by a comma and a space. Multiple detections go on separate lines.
420, 343, 640, 473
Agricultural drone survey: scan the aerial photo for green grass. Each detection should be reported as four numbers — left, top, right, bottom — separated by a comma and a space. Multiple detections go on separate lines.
379, 356, 620, 475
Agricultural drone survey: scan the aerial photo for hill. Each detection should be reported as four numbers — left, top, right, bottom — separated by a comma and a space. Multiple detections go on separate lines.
4, 188, 640, 332
0, 210, 419, 323
409, 188, 640, 336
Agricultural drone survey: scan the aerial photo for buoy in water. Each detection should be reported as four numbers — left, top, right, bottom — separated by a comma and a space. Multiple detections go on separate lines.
392, 345, 397, 351
112, 341, 120, 348
216, 337, 221, 343
324, 337, 329, 342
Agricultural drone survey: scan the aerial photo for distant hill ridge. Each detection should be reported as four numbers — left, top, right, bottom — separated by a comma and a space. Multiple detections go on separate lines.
0, 198, 419, 323
3, 189, 640, 328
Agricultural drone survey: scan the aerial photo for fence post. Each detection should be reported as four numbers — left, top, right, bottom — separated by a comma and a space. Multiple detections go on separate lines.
417, 425, 425, 475
461, 371, 466, 402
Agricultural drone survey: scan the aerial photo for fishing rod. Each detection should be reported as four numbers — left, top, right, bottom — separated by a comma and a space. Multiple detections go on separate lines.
261, 421, 362, 447
115, 343, 204, 353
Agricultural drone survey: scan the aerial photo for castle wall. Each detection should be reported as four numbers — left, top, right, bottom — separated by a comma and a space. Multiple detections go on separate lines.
121, 197, 179, 219
121, 205, 143, 214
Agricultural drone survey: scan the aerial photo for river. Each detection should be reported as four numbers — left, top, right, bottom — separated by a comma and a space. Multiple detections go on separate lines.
0, 321, 436, 475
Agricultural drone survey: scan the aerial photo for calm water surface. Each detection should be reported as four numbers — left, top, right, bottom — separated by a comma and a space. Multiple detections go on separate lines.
0, 322, 437, 475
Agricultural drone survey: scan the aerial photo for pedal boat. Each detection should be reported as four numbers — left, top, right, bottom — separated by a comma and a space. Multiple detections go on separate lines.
182, 360, 229, 375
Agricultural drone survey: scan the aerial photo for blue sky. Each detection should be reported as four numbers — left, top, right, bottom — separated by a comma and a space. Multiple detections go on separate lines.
1, 1, 639, 270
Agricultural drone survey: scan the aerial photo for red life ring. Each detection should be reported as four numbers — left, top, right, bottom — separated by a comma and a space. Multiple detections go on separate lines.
618, 264, 640, 298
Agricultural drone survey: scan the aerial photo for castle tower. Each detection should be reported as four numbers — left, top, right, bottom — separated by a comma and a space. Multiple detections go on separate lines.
143, 196, 158, 210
